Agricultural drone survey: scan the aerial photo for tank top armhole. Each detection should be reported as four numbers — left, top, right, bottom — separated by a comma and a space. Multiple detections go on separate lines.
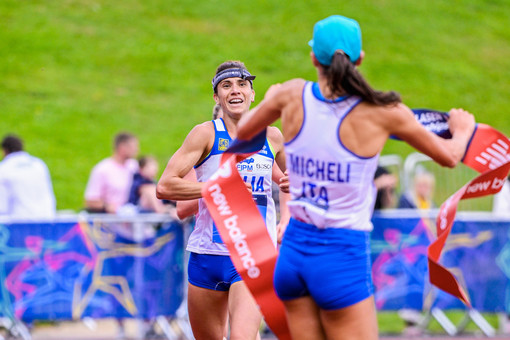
195, 120, 217, 168
337, 99, 378, 160
266, 139, 276, 159
194, 152, 211, 168
284, 81, 309, 146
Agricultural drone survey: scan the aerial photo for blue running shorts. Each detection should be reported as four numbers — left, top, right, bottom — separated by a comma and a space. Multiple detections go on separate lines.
274, 218, 373, 310
188, 252, 242, 291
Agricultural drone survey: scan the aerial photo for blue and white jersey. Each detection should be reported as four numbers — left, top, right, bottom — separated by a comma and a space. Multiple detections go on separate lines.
284, 82, 379, 231
187, 118, 277, 255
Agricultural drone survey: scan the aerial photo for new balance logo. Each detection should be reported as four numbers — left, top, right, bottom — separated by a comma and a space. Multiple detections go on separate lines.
474, 138, 510, 170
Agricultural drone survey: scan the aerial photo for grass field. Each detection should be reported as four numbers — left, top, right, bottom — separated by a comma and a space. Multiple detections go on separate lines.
2, 0, 510, 210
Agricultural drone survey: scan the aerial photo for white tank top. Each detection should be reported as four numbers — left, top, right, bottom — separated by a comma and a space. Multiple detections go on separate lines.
186, 118, 277, 255
284, 82, 379, 231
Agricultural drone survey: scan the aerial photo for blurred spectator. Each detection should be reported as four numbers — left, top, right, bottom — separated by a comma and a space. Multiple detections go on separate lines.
84, 132, 139, 213
493, 175, 510, 216
0, 134, 56, 219
83, 132, 139, 338
125, 155, 177, 216
373, 166, 398, 210
396, 167, 436, 335
398, 168, 436, 209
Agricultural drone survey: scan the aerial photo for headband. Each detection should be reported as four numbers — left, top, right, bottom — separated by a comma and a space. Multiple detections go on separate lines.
212, 68, 256, 91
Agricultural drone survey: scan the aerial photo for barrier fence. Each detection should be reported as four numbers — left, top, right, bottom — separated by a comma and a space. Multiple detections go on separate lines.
372, 210, 510, 313
0, 211, 509, 338
372, 210, 510, 336
0, 214, 188, 339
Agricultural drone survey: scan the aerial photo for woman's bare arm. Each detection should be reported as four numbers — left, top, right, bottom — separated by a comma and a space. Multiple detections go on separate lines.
156, 123, 213, 200
386, 105, 475, 167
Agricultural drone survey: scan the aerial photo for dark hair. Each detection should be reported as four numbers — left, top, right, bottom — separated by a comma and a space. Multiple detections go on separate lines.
212, 104, 221, 119
322, 52, 401, 105
113, 132, 136, 149
374, 166, 390, 179
373, 166, 397, 210
1, 134, 24, 154
213, 60, 251, 94
138, 155, 156, 169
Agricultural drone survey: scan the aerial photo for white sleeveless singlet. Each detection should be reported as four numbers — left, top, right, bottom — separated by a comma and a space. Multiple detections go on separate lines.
284, 82, 379, 231
186, 118, 277, 255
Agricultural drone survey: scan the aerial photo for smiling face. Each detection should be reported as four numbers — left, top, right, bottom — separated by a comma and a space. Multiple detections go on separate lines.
214, 77, 255, 120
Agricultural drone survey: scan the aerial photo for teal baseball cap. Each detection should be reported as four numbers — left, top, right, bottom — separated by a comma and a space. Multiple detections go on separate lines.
308, 15, 362, 66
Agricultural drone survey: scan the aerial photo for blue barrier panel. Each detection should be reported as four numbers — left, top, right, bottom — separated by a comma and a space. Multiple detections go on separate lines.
371, 211, 510, 313
1, 212, 508, 321
0, 218, 184, 322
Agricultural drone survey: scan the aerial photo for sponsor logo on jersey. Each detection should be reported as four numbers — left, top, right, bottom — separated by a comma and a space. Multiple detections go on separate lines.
238, 157, 255, 172
256, 163, 271, 170
240, 158, 255, 165
218, 138, 229, 151
258, 145, 268, 155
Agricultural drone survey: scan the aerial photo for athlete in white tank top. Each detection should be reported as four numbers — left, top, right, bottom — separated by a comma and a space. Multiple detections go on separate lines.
285, 82, 379, 230
156, 62, 290, 340
236, 15, 475, 340
187, 118, 277, 255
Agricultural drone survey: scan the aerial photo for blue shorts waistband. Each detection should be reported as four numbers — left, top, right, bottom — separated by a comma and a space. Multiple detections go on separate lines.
288, 217, 369, 239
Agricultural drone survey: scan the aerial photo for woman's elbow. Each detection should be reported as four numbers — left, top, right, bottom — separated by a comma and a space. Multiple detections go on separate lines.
156, 182, 173, 200
437, 154, 461, 168
448, 158, 460, 168
176, 208, 189, 221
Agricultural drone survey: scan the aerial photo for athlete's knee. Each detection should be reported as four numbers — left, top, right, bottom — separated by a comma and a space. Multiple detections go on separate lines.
188, 318, 226, 340
229, 328, 260, 340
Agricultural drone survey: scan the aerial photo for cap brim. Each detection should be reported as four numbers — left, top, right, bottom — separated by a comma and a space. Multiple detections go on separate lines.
308, 39, 314, 47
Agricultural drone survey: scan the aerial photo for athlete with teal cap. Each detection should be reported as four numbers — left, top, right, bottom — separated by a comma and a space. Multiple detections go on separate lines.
309, 14, 362, 65
238, 15, 475, 339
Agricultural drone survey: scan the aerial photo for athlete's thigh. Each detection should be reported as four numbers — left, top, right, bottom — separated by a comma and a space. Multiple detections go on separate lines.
228, 281, 262, 340
187, 283, 228, 340
283, 295, 326, 340
320, 295, 378, 340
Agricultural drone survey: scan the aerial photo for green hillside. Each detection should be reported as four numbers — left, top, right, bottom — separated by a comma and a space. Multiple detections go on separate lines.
2, 0, 509, 210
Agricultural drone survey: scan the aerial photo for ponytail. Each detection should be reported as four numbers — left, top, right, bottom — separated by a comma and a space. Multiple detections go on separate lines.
324, 51, 401, 106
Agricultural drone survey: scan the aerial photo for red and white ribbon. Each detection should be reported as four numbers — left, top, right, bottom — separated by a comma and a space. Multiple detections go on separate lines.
201, 118, 510, 338
201, 141, 291, 339
429, 124, 510, 306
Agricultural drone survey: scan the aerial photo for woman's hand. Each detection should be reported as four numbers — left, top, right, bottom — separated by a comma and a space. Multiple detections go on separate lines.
448, 108, 475, 138
279, 170, 290, 194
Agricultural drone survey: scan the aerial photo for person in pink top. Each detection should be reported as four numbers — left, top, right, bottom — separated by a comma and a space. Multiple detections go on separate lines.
84, 132, 139, 213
